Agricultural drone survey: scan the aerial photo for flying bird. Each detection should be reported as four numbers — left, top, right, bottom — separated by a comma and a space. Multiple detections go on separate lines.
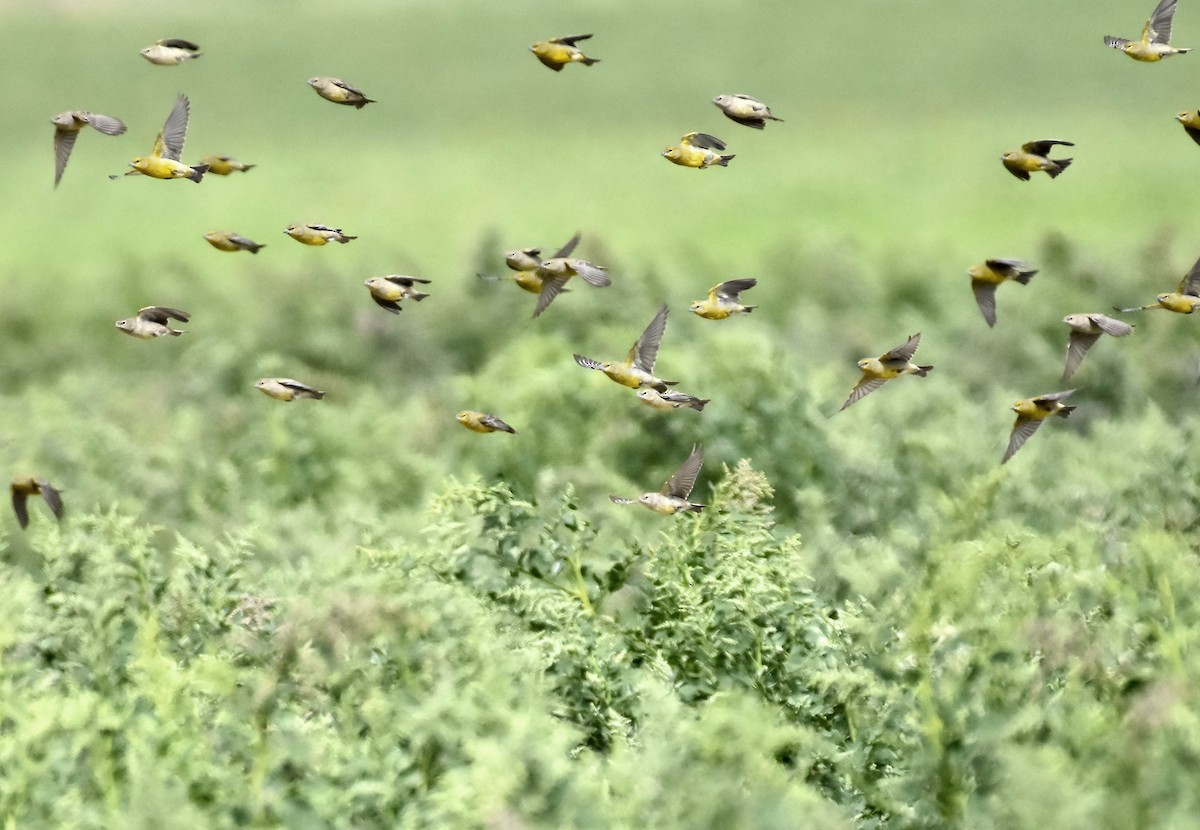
255, 378, 325, 401
364, 275, 432, 313
308, 77, 376, 108
197, 155, 255, 175
1001, 140, 1073, 180
662, 132, 735, 169
476, 245, 561, 295
688, 278, 758, 319
838, 333, 933, 411
712, 94, 783, 129
285, 224, 356, 245
609, 444, 705, 514
1176, 110, 1200, 145
1116, 253, 1200, 313
967, 258, 1038, 327
1105, 0, 1190, 60
127, 95, 207, 182
140, 38, 201, 65
1003, 390, 1077, 464
532, 232, 611, 317
114, 306, 189, 338
10, 477, 63, 529
456, 410, 517, 434
1061, 314, 1134, 380
574, 304, 677, 391
635, 388, 709, 412
529, 34, 600, 71
51, 110, 126, 187
204, 231, 265, 254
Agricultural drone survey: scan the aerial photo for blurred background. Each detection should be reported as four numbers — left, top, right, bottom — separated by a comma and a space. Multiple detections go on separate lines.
2, 0, 1200, 558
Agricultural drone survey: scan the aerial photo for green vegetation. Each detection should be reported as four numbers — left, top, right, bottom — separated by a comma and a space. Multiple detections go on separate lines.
3, 0, 1200, 826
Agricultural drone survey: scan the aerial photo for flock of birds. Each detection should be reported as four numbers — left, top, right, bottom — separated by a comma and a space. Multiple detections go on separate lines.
13, 0, 1200, 527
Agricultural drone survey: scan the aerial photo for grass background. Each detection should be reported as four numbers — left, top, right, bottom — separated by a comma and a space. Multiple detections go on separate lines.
3, 1, 1200, 827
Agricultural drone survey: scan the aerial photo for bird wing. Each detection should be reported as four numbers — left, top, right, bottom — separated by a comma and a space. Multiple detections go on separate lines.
971, 280, 998, 327
681, 132, 726, 150
838, 376, 887, 411
882, 333, 921, 363
984, 258, 1033, 276
1063, 331, 1100, 381
551, 33, 593, 45
139, 306, 189, 324
37, 479, 64, 520
1184, 124, 1200, 146
84, 113, 127, 136
228, 233, 258, 248
722, 113, 767, 129
714, 278, 757, 300
1087, 314, 1134, 337
1146, 0, 1177, 43
630, 304, 669, 372
1033, 389, 1076, 410
10, 486, 29, 529
1021, 139, 1074, 156
571, 260, 611, 287
549, 232, 581, 260
157, 95, 190, 161
307, 224, 341, 233
1002, 416, 1043, 464
1177, 254, 1200, 296
332, 79, 367, 97
663, 445, 704, 499
1002, 159, 1031, 181
574, 354, 603, 371
279, 379, 321, 395
384, 275, 432, 286
371, 294, 402, 314
159, 38, 200, 49
482, 414, 515, 434
533, 276, 567, 317
53, 128, 78, 187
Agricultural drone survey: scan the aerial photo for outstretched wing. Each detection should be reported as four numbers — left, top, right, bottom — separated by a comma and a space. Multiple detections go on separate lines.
1177, 254, 1200, 296
1021, 139, 1073, 156
714, 278, 757, 300
881, 333, 921, 363
533, 276, 568, 317
1146, 0, 1178, 43
1002, 417, 1043, 464
551, 33, 593, 46
971, 280, 998, 327
663, 444, 704, 499
681, 132, 726, 150
549, 231, 581, 260
53, 128, 78, 187
838, 376, 887, 411
10, 486, 29, 529
1063, 331, 1100, 381
157, 95, 190, 161
37, 479, 63, 521
138, 306, 189, 324
630, 304, 669, 372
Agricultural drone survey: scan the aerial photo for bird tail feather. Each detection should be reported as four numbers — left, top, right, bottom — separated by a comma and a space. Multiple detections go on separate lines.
716, 154, 735, 167
1046, 158, 1072, 178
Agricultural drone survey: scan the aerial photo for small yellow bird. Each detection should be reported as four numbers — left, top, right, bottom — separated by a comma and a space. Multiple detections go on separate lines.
1003, 390, 1077, 464
967, 258, 1038, 327
574, 304, 678, 391
364, 275, 432, 313
1061, 313, 1134, 380
204, 231, 266, 254
476, 245, 559, 295
712, 94, 783, 129
838, 333, 933, 412
308, 77, 376, 108
128, 95, 207, 182
688, 278, 758, 319
456, 410, 517, 434
198, 155, 255, 175
636, 388, 709, 412
10, 476, 63, 530
140, 38, 202, 65
1105, 0, 1190, 60
115, 306, 189, 339
1175, 110, 1200, 145
1116, 254, 1200, 313
51, 110, 126, 187
609, 444, 705, 514
255, 378, 325, 401
285, 224, 356, 245
662, 132, 735, 169
533, 232, 611, 317
529, 34, 600, 71
1001, 140, 1073, 180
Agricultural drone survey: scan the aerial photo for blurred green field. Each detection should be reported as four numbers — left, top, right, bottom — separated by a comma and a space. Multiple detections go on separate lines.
4, 0, 1200, 827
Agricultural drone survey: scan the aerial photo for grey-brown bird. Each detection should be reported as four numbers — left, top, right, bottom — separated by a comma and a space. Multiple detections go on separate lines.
838, 333, 933, 411
712, 94, 783, 129
533, 232, 611, 317
308, 77, 376, 108
255, 378, 325, 401
11, 476, 63, 529
1105, 0, 1190, 60
115, 306, 189, 338
52, 110, 126, 187
1001, 140, 1074, 180
609, 445, 705, 514
140, 39, 202, 65
1002, 390, 1077, 464
967, 258, 1038, 327
636, 388, 709, 412
1061, 313, 1134, 380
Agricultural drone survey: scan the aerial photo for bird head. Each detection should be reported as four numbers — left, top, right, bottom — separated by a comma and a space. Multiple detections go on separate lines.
965, 263, 983, 278
455, 411, 470, 424
50, 112, 76, 129
662, 147, 681, 160
364, 278, 377, 288
284, 225, 297, 236
1177, 112, 1190, 122
307, 78, 320, 87
1157, 293, 1172, 304
638, 494, 654, 506
1000, 151, 1015, 162
856, 358, 872, 370
115, 319, 133, 332
712, 95, 728, 106
636, 389, 653, 401
139, 47, 152, 57
129, 157, 147, 172
688, 301, 704, 313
